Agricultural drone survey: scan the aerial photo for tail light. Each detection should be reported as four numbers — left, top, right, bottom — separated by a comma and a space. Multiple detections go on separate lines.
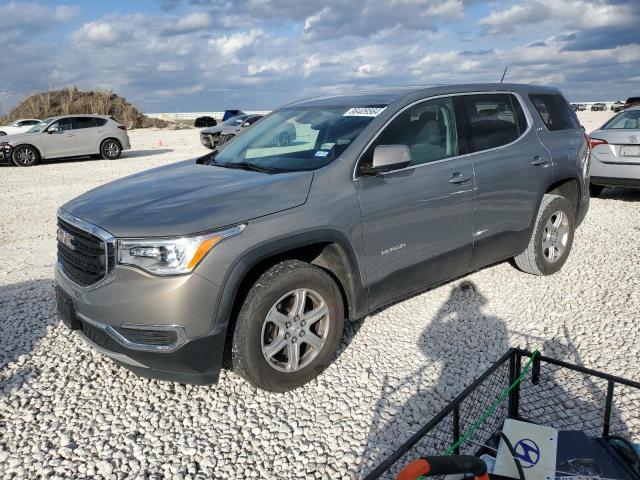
588, 137, 608, 149
118, 125, 127, 131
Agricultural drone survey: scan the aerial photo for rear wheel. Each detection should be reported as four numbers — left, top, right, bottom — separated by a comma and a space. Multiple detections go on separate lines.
231, 260, 344, 392
589, 184, 605, 198
100, 139, 122, 159
513, 194, 575, 276
12, 145, 40, 167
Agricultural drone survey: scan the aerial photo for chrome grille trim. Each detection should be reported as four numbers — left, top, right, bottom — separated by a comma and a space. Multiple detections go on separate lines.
56, 209, 117, 291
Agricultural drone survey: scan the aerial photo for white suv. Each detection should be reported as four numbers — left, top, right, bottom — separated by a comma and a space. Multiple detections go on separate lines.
0, 119, 42, 136
0, 115, 131, 166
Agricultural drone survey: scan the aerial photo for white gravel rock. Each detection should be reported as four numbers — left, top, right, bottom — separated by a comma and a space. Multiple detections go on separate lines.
1, 124, 639, 479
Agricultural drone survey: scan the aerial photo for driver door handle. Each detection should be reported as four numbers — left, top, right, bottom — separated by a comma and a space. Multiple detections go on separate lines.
531, 155, 550, 167
449, 172, 471, 184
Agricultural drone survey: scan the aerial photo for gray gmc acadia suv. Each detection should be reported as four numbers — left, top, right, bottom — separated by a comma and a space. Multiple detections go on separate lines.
55, 84, 590, 392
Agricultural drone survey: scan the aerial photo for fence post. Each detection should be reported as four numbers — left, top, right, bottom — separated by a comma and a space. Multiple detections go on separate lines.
452, 405, 461, 454
508, 350, 521, 419
602, 381, 615, 437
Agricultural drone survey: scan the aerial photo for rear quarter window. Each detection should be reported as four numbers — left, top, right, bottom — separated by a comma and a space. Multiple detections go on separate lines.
529, 94, 580, 131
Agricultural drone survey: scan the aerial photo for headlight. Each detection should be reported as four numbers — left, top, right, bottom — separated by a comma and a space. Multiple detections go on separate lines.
118, 224, 246, 275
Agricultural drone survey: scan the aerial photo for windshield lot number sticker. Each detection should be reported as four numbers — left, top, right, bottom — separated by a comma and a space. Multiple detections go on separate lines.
344, 107, 386, 117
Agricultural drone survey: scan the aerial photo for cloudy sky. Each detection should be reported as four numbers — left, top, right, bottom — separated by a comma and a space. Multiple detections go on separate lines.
0, 0, 639, 113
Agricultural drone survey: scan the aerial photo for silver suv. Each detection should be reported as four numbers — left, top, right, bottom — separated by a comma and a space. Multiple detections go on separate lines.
55, 84, 589, 391
0, 115, 131, 166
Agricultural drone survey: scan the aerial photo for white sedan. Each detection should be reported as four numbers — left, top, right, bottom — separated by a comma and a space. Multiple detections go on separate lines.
0, 119, 42, 136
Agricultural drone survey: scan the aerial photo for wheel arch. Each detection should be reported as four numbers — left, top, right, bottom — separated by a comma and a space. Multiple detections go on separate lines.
11, 143, 44, 160
545, 177, 580, 217
213, 230, 367, 363
99, 136, 122, 152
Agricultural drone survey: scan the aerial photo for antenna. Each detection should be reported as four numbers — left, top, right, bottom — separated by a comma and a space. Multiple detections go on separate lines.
500, 65, 508, 83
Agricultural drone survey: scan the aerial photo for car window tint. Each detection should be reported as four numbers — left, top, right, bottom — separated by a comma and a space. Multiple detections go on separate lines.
365, 96, 458, 167
465, 94, 520, 151
74, 117, 98, 129
529, 94, 580, 131
96, 118, 108, 127
53, 119, 73, 131
603, 111, 640, 129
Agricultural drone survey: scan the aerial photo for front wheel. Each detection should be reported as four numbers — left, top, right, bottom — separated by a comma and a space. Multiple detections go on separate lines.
231, 260, 344, 392
12, 145, 40, 167
513, 194, 575, 276
100, 139, 122, 159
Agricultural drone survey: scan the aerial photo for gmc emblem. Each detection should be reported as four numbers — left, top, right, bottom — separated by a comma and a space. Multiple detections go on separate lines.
57, 228, 76, 250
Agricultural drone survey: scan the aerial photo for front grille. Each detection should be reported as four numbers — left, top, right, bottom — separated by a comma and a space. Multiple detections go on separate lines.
57, 218, 107, 287
218, 134, 234, 146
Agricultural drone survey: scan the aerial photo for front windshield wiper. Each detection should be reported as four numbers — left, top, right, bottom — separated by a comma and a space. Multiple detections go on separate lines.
215, 161, 277, 174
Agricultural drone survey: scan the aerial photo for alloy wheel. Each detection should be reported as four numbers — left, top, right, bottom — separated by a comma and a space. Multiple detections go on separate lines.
261, 288, 330, 373
542, 210, 570, 263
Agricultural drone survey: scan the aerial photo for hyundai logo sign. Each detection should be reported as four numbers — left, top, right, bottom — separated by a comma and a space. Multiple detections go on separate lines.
513, 438, 541, 468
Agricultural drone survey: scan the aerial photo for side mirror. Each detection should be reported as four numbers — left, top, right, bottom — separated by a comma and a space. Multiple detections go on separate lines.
48, 125, 59, 134
362, 145, 411, 174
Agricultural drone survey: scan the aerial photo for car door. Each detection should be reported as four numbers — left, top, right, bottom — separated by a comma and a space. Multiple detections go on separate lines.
354, 96, 475, 310
40, 118, 75, 158
71, 117, 101, 155
463, 93, 553, 269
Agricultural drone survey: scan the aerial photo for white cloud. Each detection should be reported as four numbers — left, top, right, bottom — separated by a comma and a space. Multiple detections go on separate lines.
174, 12, 211, 31
75, 22, 120, 46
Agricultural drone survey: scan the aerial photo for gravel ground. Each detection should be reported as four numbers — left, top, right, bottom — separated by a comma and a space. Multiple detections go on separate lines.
1, 112, 639, 479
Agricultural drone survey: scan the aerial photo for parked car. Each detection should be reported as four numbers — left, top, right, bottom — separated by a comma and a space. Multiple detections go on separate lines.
0, 115, 130, 166
0, 118, 41, 136
590, 103, 607, 112
588, 106, 640, 197
55, 84, 589, 391
194, 116, 216, 128
623, 97, 640, 110
576, 104, 587, 111
611, 101, 625, 112
200, 114, 263, 149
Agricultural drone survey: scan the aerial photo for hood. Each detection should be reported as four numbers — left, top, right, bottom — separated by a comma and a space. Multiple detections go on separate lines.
62, 160, 314, 237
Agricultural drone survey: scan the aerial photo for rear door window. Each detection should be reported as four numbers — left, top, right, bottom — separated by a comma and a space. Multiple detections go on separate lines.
528, 94, 580, 131
464, 94, 522, 152
74, 117, 98, 129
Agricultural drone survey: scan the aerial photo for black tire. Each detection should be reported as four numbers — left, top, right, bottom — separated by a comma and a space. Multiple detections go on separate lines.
12, 145, 40, 167
100, 139, 122, 160
231, 260, 344, 392
277, 132, 291, 147
589, 184, 605, 198
513, 194, 575, 276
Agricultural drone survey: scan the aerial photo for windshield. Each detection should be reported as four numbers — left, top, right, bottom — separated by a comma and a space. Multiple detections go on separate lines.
210, 106, 385, 172
602, 110, 640, 129
222, 115, 248, 126
26, 118, 52, 133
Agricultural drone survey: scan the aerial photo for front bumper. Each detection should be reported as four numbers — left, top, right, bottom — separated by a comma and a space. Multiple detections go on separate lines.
55, 261, 226, 385
0, 144, 13, 163
200, 133, 219, 149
